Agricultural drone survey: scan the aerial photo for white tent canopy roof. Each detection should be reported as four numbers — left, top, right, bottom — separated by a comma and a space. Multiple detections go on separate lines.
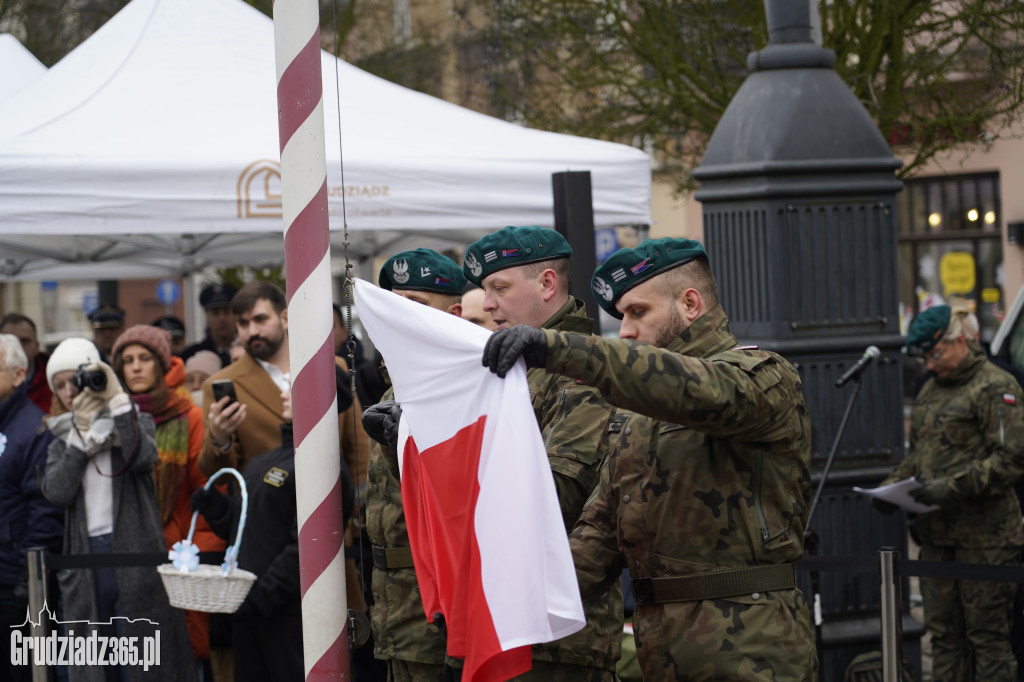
0, 0, 651, 280
0, 34, 46, 102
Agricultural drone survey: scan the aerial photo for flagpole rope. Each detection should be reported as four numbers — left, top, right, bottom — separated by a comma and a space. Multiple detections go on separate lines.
329, 0, 370, 651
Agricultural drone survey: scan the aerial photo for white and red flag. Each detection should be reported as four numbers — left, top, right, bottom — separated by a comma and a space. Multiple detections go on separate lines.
354, 279, 585, 682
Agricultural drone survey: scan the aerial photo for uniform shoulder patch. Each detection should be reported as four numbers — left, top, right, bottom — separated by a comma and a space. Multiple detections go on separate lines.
263, 467, 289, 487
1004, 393, 1017, 406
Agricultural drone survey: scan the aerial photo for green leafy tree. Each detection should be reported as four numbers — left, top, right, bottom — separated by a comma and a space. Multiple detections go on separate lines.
464, 0, 1024, 191
824, 2, 1024, 175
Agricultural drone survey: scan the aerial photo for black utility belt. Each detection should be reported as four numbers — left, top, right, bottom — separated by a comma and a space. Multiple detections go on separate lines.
632, 563, 796, 604
371, 545, 415, 570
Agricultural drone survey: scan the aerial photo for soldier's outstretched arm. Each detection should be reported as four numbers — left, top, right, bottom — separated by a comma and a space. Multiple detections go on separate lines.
537, 330, 796, 440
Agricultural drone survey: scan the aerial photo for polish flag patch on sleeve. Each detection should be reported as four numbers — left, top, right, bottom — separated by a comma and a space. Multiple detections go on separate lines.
1004, 393, 1017, 406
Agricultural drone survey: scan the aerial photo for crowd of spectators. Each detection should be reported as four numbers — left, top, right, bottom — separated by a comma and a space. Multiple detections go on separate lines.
0, 281, 384, 682
4, 252, 1024, 682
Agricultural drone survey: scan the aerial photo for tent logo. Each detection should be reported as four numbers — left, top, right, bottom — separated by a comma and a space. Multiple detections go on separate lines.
237, 160, 283, 219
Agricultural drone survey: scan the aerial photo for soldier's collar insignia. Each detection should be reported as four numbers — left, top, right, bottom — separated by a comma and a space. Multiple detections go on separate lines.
264, 467, 289, 487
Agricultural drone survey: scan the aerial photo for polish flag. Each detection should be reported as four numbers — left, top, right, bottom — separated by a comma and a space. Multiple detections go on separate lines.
354, 279, 585, 682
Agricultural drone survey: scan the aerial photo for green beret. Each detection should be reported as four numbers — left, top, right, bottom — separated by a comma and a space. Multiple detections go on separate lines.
379, 248, 467, 295
592, 238, 708, 319
906, 305, 951, 356
463, 226, 572, 286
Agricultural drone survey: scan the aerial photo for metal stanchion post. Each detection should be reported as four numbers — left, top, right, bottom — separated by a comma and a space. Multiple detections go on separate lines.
25, 547, 49, 682
878, 548, 903, 682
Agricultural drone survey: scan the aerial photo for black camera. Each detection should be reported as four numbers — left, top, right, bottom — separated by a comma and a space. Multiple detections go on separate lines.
73, 364, 107, 393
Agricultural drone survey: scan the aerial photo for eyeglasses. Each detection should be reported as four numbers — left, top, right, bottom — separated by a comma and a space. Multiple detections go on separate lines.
0, 366, 21, 373
924, 345, 948, 362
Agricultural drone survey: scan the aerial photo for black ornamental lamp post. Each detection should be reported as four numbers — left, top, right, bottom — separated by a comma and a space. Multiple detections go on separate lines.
693, 1, 921, 678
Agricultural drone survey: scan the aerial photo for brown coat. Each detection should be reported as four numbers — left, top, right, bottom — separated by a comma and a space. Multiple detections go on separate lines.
198, 352, 369, 485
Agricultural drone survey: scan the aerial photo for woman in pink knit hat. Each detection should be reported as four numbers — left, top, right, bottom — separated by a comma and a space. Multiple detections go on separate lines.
111, 325, 226, 677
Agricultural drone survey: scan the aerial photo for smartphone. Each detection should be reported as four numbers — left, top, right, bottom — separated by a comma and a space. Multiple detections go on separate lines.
211, 379, 237, 405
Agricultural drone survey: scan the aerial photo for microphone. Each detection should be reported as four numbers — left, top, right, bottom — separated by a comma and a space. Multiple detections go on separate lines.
835, 346, 881, 387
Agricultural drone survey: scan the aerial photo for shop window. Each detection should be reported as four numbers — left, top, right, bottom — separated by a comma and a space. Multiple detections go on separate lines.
896, 172, 1003, 344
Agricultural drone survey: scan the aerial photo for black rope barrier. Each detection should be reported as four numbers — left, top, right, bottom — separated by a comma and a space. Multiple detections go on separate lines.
42, 551, 1024, 584
798, 555, 1024, 583
798, 555, 877, 574
897, 558, 1024, 583
46, 551, 226, 570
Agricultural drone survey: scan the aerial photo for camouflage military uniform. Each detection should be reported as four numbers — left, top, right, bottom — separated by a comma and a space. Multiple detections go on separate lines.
365, 372, 447, 681
883, 347, 1024, 681
542, 305, 816, 682
516, 297, 623, 682
366, 299, 623, 681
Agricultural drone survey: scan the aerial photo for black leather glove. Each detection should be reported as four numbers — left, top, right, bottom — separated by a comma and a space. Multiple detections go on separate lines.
482, 325, 548, 378
190, 486, 230, 519
910, 478, 954, 507
362, 400, 402, 449
870, 498, 900, 515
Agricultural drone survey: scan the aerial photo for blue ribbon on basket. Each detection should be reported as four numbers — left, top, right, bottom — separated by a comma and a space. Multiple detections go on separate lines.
221, 544, 239, 576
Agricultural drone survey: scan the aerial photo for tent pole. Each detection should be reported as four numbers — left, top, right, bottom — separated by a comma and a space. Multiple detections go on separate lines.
272, 1, 350, 679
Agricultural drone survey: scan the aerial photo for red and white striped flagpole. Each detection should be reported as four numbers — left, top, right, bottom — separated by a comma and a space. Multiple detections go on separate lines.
272, 1, 350, 679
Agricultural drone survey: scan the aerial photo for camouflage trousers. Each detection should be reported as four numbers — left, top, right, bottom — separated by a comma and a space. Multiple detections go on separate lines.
633, 587, 817, 681
509, 660, 614, 681
385, 659, 444, 682
920, 544, 1021, 682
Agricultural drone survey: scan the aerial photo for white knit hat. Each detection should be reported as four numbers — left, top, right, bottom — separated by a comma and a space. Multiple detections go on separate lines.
47, 338, 102, 392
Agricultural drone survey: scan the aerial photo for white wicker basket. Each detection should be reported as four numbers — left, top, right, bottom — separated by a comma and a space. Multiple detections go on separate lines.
158, 563, 256, 613
158, 468, 257, 613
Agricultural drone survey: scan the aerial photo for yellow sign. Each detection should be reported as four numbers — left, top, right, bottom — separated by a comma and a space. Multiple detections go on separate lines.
981, 287, 1000, 303
939, 252, 976, 295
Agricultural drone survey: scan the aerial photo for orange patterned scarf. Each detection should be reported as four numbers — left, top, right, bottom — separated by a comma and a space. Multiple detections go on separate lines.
132, 357, 194, 524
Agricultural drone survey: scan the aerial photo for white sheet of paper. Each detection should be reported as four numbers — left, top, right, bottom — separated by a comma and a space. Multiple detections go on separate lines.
853, 478, 940, 514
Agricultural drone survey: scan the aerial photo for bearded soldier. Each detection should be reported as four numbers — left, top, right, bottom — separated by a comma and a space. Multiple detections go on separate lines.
484, 237, 816, 681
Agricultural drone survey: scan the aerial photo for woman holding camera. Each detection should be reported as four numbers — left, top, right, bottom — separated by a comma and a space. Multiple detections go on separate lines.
110, 325, 223, 679
41, 337, 195, 682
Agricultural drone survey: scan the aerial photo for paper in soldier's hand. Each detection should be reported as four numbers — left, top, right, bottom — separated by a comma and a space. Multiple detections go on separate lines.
853, 478, 940, 514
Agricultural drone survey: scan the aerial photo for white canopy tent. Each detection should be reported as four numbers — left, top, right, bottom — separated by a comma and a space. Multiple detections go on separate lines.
0, 34, 46, 102
0, 0, 651, 281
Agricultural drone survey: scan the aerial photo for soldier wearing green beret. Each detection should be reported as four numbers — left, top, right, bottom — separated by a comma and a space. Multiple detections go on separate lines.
361, 248, 467, 682
483, 237, 816, 681
462, 225, 624, 681
875, 304, 1024, 681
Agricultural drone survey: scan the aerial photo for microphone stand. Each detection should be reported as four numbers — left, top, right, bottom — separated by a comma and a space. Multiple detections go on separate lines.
805, 369, 866, 678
